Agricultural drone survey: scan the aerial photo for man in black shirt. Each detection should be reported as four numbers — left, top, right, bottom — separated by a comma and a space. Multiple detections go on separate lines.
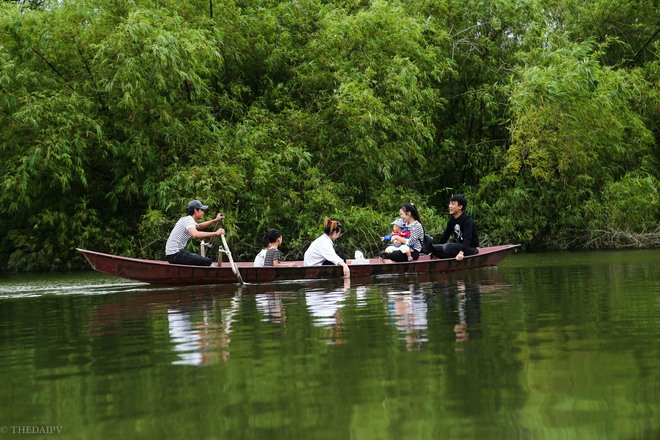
432, 194, 479, 261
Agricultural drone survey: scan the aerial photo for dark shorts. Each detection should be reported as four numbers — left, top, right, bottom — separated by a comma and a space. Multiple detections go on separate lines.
165, 250, 213, 266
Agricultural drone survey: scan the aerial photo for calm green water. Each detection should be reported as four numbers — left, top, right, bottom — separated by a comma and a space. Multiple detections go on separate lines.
0, 250, 658, 440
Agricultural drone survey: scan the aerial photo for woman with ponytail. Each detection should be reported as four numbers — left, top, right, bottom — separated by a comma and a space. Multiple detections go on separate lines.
381, 203, 424, 262
303, 218, 350, 277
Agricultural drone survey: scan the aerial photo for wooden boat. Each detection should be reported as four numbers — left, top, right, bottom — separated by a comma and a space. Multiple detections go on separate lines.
77, 244, 520, 286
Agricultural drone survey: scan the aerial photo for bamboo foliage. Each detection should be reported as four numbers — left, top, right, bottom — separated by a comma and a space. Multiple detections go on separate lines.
0, 0, 658, 270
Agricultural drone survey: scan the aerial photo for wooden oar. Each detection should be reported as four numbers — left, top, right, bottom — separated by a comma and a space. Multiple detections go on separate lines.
207, 213, 224, 264
221, 234, 244, 285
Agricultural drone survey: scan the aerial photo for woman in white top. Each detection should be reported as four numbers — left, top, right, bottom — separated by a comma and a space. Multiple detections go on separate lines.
303, 218, 350, 277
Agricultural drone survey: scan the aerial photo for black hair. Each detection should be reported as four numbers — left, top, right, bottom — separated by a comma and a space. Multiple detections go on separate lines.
399, 203, 421, 222
449, 194, 468, 210
187, 207, 204, 216
323, 218, 342, 235
262, 229, 282, 247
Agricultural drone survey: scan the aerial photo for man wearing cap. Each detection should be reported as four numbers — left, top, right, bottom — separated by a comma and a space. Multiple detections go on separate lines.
165, 200, 225, 266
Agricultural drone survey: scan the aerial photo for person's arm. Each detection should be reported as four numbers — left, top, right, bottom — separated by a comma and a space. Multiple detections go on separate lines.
455, 217, 475, 261
319, 237, 348, 275
392, 227, 414, 245
459, 217, 475, 252
272, 249, 296, 267
407, 224, 424, 250
438, 221, 452, 244
187, 226, 225, 239
196, 213, 225, 230
317, 238, 343, 266
339, 261, 350, 278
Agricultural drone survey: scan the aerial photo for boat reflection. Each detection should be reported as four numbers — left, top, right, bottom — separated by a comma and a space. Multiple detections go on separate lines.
87, 268, 515, 364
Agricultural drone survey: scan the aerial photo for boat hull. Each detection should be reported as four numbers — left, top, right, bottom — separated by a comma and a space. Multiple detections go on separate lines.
77, 245, 520, 286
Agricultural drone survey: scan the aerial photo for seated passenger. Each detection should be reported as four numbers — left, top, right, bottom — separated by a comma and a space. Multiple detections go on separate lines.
380, 203, 424, 262
303, 218, 350, 277
431, 194, 479, 261
254, 229, 286, 267
381, 218, 412, 260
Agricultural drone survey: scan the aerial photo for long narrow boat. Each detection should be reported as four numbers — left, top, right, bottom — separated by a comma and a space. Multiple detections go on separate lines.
77, 244, 520, 286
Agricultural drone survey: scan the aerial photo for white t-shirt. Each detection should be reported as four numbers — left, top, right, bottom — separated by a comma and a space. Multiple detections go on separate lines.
253, 249, 267, 267
304, 234, 342, 266
165, 216, 197, 256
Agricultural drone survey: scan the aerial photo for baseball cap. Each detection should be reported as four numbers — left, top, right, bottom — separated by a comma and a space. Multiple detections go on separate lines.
391, 218, 406, 228
187, 200, 209, 211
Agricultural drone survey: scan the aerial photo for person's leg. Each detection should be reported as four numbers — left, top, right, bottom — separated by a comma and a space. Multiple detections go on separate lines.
431, 244, 448, 259
381, 250, 408, 262
432, 243, 462, 259
443, 243, 480, 257
168, 250, 212, 266
399, 245, 412, 261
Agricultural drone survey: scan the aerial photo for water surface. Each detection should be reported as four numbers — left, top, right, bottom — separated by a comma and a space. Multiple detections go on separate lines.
0, 250, 658, 439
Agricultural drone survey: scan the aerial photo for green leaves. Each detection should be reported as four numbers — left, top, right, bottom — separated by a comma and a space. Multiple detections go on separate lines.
0, 0, 658, 270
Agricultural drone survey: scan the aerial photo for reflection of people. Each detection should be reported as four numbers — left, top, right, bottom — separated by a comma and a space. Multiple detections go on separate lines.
255, 292, 285, 324
440, 280, 482, 350
167, 296, 238, 365
305, 281, 350, 344
167, 308, 232, 365
388, 288, 428, 351
304, 218, 350, 277
381, 218, 411, 259
165, 200, 225, 266
432, 194, 479, 261
381, 203, 424, 262
168, 309, 204, 365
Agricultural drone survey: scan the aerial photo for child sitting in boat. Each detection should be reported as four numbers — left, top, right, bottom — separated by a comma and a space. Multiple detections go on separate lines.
254, 229, 296, 267
380, 218, 412, 260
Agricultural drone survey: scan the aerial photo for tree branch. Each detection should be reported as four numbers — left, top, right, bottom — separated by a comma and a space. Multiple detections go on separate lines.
30, 46, 76, 93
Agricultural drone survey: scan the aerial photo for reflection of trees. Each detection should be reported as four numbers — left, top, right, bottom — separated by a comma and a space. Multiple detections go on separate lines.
427, 275, 526, 418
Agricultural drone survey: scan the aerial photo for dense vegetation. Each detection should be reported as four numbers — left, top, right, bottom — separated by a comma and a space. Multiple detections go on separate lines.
1, 0, 658, 271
